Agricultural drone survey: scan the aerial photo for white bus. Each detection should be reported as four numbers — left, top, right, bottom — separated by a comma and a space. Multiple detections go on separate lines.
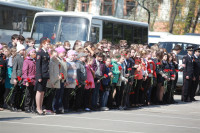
30, 12, 149, 47
148, 32, 172, 47
0, 0, 59, 44
159, 35, 200, 92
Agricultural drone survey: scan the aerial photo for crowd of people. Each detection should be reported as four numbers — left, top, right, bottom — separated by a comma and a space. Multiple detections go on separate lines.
0, 34, 199, 115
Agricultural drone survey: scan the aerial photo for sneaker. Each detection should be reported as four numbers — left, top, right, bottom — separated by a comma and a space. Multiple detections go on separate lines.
85, 108, 91, 111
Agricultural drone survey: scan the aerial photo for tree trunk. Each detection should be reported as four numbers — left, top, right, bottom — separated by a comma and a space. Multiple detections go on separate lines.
184, 0, 196, 34
136, 0, 151, 24
192, 7, 200, 33
169, 0, 179, 33
65, 0, 75, 11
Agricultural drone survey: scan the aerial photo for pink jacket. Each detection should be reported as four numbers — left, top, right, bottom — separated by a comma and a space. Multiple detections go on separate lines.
22, 57, 36, 85
85, 65, 95, 89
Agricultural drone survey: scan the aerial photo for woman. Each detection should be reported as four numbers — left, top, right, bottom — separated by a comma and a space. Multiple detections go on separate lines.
35, 37, 50, 115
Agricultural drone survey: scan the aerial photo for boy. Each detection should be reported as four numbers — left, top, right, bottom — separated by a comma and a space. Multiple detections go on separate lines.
75, 52, 87, 111
25, 38, 35, 50
10, 44, 25, 111
8, 34, 19, 48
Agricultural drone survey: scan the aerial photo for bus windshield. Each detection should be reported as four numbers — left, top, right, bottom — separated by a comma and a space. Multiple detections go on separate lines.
159, 42, 199, 55
32, 16, 89, 45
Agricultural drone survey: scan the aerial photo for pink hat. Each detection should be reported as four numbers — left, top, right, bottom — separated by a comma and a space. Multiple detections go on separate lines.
0, 44, 3, 49
55, 46, 66, 54
67, 50, 77, 57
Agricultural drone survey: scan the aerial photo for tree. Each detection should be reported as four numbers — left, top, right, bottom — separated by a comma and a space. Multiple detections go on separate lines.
169, 0, 180, 33
184, 0, 197, 34
192, 5, 200, 33
65, 0, 76, 11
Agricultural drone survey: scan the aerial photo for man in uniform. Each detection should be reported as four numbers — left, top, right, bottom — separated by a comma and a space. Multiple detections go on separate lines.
191, 48, 200, 101
182, 46, 194, 102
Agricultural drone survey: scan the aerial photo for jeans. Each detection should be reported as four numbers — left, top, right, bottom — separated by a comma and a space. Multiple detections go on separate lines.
92, 82, 100, 108
101, 91, 109, 107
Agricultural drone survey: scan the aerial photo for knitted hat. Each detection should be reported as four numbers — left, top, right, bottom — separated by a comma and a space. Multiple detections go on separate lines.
26, 47, 35, 55
67, 50, 77, 57
55, 46, 66, 54
17, 44, 25, 52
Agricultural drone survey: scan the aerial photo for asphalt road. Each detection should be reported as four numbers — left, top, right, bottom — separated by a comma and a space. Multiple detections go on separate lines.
0, 95, 200, 133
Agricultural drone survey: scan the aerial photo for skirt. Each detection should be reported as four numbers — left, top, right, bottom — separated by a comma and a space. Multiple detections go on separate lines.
34, 78, 48, 92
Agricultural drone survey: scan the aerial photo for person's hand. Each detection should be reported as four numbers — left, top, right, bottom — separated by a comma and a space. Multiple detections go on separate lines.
58, 75, 62, 80
26, 82, 29, 87
38, 79, 42, 82
164, 76, 168, 80
171, 77, 175, 81
186, 76, 189, 79
97, 80, 100, 83
78, 85, 81, 88
108, 72, 112, 76
126, 74, 129, 77
14, 79, 18, 85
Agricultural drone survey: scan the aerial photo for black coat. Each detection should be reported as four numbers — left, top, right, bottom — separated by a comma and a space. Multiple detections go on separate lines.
0, 53, 7, 80
182, 54, 194, 78
193, 55, 200, 78
36, 49, 50, 79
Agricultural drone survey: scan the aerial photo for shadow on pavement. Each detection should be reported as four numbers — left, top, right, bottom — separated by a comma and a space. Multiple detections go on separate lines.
0, 117, 30, 121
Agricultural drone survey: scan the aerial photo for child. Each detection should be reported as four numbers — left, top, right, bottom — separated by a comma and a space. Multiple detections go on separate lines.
63, 41, 71, 52
75, 52, 87, 111
0, 44, 7, 111
35, 37, 50, 115
101, 56, 112, 111
22, 47, 36, 113
108, 54, 120, 108
92, 52, 104, 110
45, 50, 59, 114
84, 57, 95, 111
25, 38, 35, 50
3, 47, 13, 110
8, 34, 19, 48
10, 44, 25, 111
54, 46, 67, 114
64, 50, 78, 113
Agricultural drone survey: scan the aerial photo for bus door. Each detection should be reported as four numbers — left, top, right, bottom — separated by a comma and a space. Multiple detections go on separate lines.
90, 19, 102, 43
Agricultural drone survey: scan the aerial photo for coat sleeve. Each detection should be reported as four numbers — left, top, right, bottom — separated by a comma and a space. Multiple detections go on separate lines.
36, 52, 42, 79
22, 60, 29, 82
11, 56, 18, 79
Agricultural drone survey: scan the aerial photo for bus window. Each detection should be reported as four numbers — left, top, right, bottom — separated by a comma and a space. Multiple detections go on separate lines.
124, 24, 133, 44
90, 26, 100, 43
103, 21, 113, 42
32, 16, 60, 44
59, 17, 89, 42
143, 27, 148, 44
113, 23, 123, 43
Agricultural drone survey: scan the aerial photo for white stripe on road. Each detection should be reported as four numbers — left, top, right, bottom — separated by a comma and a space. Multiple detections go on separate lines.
0, 121, 142, 133
43, 115, 200, 130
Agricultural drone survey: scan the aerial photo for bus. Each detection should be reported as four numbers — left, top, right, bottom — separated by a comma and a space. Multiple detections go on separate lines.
30, 12, 149, 47
0, 0, 59, 44
148, 32, 172, 47
159, 35, 200, 93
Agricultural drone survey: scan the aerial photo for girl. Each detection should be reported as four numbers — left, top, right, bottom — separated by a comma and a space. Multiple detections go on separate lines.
158, 52, 170, 104
35, 37, 50, 115
3, 47, 13, 110
73, 40, 82, 50
84, 57, 95, 111
54, 46, 67, 114
64, 50, 77, 113
22, 47, 36, 113
117, 55, 128, 110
